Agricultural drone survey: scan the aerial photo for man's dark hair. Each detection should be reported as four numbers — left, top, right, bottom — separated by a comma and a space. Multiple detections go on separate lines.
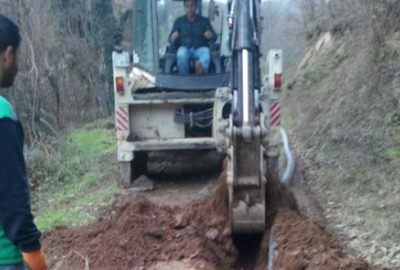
0, 13, 21, 53
183, 0, 196, 5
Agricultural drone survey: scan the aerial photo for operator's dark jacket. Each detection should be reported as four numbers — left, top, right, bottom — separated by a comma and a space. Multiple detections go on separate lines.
0, 96, 41, 265
169, 14, 217, 49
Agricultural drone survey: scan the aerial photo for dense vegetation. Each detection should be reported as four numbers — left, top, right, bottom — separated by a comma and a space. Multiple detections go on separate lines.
0, 0, 122, 142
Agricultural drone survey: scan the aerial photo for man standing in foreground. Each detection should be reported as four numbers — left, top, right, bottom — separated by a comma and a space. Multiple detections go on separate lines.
0, 13, 47, 270
169, 0, 217, 75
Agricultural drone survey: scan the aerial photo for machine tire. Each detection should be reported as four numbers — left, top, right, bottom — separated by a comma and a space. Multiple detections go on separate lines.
119, 152, 148, 188
131, 151, 148, 179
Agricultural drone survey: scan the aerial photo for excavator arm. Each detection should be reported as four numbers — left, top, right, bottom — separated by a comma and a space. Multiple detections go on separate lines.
226, 0, 268, 233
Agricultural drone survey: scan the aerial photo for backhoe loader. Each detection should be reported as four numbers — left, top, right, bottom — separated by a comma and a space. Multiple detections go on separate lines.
112, 0, 283, 234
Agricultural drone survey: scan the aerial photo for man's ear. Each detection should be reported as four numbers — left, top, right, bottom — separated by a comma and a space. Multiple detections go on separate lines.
3, 46, 15, 66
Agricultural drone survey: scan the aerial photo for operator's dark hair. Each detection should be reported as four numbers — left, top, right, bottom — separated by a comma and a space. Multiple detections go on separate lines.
0, 13, 21, 54
183, 0, 196, 5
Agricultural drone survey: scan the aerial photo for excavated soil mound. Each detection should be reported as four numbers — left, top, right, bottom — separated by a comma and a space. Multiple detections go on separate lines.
44, 169, 378, 270
44, 171, 237, 270
270, 209, 378, 270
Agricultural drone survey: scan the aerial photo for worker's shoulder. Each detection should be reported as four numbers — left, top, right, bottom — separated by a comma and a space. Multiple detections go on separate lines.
196, 15, 211, 24
0, 96, 16, 119
175, 15, 187, 23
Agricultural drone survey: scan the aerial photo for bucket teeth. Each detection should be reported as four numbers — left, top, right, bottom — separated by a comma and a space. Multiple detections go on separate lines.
232, 199, 266, 233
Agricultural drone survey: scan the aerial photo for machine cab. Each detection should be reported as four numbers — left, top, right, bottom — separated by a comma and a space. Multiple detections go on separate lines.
132, 0, 231, 90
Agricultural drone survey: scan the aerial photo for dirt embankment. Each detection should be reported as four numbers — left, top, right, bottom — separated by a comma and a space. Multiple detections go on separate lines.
283, 4, 400, 267
44, 170, 379, 270
272, 209, 374, 270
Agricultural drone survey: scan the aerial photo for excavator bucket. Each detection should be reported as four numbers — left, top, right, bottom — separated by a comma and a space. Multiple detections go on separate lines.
227, 138, 267, 233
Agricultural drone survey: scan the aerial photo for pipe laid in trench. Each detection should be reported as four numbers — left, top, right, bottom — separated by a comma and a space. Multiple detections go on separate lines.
280, 127, 295, 187
268, 127, 295, 270
267, 232, 276, 270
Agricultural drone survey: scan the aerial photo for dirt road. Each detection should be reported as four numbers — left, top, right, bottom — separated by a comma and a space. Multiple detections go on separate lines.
43, 161, 380, 270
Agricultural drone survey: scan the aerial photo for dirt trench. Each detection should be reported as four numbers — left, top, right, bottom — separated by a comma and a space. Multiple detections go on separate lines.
43, 167, 379, 270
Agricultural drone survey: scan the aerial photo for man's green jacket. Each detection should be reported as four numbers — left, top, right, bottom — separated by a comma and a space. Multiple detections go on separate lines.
0, 96, 41, 265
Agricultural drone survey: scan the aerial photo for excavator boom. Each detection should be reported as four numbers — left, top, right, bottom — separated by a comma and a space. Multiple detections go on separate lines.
226, 0, 268, 233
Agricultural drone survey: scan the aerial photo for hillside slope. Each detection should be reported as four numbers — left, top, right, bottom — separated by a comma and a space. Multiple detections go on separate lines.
283, 2, 400, 268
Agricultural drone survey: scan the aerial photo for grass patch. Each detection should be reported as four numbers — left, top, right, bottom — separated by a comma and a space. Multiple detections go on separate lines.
326, 163, 398, 192
36, 185, 120, 231
281, 110, 296, 130
290, 47, 344, 91
387, 39, 400, 55
373, 215, 397, 240
29, 119, 122, 231
315, 143, 340, 165
384, 146, 400, 161
321, 162, 400, 243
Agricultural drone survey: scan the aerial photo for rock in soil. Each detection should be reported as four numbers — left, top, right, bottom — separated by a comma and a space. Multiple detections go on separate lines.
174, 212, 191, 229
130, 175, 155, 192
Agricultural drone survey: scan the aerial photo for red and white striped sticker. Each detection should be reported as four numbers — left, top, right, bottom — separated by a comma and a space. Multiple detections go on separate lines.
270, 101, 281, 127
116, 107, 129, 131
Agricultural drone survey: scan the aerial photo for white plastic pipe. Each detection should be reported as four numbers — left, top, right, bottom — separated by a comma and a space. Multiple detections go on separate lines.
267, 231, 276, 270
267, 129, 295, 269
280, 127, 295, 187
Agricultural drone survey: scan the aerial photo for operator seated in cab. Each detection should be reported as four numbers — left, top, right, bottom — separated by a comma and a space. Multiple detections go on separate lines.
169, 0, 217, 75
